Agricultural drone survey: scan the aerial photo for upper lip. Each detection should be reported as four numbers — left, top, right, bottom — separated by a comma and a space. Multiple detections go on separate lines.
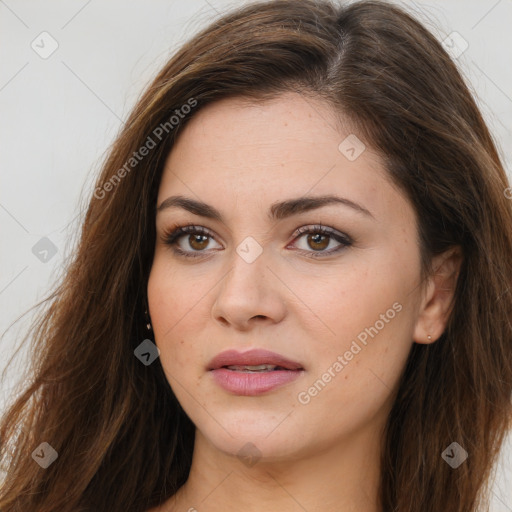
207, 349, 304, 371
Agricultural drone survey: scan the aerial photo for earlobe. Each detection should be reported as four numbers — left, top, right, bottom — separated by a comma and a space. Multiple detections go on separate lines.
413, 246, 463, 344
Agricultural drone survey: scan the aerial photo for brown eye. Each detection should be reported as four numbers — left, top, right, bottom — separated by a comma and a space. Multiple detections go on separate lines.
162, 225, 221, 259
188, 234, 210, 251
162, 224, 352, 260
306, 233, 330, 251
291, 225, 352, 258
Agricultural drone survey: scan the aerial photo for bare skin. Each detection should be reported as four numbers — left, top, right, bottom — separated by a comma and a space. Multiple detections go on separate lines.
146, 92, 461, 512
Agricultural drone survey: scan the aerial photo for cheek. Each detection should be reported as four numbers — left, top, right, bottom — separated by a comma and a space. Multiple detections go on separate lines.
289, 252, 411, 344
147, 260, 202, 371
293, 285, 413, 443
290, 249, 417, 401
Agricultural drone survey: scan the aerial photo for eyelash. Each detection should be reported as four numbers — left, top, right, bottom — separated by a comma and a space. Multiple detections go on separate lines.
161, 223, 353, 260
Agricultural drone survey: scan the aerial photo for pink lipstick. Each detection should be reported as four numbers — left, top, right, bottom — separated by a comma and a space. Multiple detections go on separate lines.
207, 349, 304, 396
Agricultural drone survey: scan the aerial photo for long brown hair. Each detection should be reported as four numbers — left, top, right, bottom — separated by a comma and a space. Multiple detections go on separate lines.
1, 1, 511, 510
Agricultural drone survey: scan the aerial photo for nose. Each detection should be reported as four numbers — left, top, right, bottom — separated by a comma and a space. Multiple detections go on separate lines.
211, 244, 287, 331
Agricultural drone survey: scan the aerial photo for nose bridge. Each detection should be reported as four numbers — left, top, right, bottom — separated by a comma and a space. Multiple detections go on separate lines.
222, 235, 268, 297
211, 235, 285, 326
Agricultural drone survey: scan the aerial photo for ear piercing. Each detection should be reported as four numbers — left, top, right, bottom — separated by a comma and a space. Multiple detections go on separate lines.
145, 309, 152, 332
144, 296, 152, 332
427, 334, 432, 341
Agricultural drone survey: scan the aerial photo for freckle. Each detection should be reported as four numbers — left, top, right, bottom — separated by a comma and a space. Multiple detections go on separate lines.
344, 375, 348, 380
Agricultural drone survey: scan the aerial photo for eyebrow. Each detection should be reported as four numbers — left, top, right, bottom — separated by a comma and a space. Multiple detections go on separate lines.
156, 194, 375, 221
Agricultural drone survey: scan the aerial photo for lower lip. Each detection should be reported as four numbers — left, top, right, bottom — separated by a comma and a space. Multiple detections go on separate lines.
210, 368, 303, 396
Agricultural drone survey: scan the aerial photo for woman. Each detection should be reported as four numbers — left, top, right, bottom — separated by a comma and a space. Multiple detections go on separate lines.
1, 1, 511, 511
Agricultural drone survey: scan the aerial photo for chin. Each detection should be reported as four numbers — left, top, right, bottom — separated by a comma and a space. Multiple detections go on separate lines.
199, 416, 301, 460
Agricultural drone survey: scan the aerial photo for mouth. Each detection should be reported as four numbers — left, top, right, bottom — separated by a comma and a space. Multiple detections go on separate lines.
207, 349, 305, 396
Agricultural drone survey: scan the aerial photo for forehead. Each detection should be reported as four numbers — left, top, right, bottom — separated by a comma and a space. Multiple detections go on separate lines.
168, 92, 347, 169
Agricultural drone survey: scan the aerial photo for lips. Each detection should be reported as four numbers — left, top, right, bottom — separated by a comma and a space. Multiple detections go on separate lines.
207, 349, 305, 396
207, 349, 304, 371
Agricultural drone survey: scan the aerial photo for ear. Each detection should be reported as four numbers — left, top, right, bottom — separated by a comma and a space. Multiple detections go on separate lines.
413, 246, 463, 344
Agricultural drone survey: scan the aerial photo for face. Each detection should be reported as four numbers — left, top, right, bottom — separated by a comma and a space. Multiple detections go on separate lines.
147, 92, 425, 461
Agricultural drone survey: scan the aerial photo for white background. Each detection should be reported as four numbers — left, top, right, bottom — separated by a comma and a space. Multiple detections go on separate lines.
1, 0, 511, 508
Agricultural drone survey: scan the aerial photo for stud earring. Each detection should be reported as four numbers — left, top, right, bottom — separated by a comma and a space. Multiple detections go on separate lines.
427, 334, 432, 341
143, 296, 152, 332
144, 309, 152, 332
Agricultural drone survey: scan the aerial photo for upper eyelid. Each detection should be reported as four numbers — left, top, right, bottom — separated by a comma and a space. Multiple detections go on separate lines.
163, 223, 351, 246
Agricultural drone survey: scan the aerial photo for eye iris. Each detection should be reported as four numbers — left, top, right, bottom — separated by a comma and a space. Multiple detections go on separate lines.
308, 233, 329, 251
189, 234, 209, 250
